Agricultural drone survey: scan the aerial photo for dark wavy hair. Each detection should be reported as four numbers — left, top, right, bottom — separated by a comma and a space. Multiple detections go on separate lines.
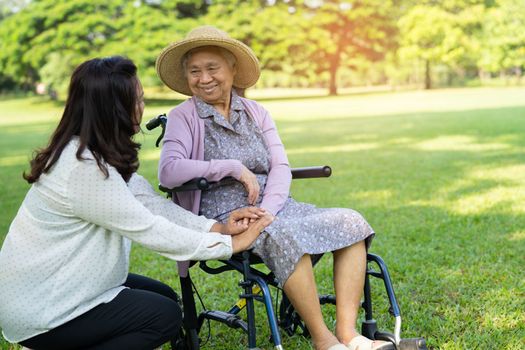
24, 56, 141, 183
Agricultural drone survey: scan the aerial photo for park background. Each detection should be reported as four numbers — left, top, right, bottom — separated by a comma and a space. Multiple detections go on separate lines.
0, 0, 524, 349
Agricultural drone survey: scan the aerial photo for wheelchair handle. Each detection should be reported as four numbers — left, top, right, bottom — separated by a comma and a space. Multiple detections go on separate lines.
145, 113, 167, 130
146, 113, 167, 147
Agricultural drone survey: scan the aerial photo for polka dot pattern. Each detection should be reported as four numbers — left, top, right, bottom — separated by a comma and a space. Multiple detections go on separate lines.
0, 139, 231, 343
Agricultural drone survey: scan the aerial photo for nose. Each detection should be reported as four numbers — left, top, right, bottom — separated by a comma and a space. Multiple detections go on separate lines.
199, 71, 213, 83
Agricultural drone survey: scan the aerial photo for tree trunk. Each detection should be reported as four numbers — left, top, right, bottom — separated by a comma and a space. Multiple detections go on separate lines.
425, 59, 432, 90
328, 53, 340, 96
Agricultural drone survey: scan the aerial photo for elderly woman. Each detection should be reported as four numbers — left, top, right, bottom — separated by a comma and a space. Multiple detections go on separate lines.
156, 26, 392, 350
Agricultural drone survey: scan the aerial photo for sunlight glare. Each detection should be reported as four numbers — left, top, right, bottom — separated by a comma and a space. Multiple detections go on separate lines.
286, 142, 378, 155
444, 165, 525, 215
413, 135, 511, 152
0, 155, 28, 167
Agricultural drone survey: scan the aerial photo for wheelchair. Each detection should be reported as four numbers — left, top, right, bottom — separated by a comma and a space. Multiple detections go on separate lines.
146, 114, 427, 350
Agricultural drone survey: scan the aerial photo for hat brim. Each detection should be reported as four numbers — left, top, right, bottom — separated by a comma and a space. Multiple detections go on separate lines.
156, 37, 260, 96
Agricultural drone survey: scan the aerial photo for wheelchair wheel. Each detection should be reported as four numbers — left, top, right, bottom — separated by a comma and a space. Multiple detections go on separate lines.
171, 327, 187, 350
278, 293, 309, 337
171, 327, 199, 350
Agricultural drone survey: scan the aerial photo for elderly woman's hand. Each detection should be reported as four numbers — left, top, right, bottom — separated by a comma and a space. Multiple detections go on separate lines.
231, 213, 274, 253
222, 207, 268, 235
239, 165, 260, 205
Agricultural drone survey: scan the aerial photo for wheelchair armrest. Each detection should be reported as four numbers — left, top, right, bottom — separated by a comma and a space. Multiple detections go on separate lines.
159, 177, 211, 193
158, 166, 332, 194
291, 166, 332, 179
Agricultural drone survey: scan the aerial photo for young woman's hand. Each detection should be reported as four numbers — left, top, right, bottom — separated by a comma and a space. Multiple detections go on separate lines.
231, 213, 274, 253
239, 165, 260, 205
218, 207, 268, 235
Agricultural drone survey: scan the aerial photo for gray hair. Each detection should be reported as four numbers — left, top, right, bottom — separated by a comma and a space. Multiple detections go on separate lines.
181, 46, 237, 76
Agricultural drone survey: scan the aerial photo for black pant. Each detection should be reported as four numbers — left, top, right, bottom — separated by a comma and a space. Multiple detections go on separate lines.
20, 274, 182, 350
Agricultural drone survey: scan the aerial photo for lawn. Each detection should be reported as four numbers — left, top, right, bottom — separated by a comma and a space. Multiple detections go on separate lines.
1, 87, 524, 349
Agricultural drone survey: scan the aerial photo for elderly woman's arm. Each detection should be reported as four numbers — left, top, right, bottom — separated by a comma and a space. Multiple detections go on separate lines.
158, 100, 292, 216
256, 104, 292, 215
158, 107, 244, 188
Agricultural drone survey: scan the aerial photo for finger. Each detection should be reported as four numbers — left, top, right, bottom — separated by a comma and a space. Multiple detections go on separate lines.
253, 183, 260, 204
248, 187, 256, 205
242, 207, 262, 218
252, 190, 260, 205
252, 182, 260, 204
230, 207, 257, 221
247, 206, 265, 215
253, 214, 274, 231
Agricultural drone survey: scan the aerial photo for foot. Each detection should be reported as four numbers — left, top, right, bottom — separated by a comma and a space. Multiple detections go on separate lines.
327, 344, 350, 350
336, 327, 360, 345
314, 333, 344, 350
346, 335, 394, 350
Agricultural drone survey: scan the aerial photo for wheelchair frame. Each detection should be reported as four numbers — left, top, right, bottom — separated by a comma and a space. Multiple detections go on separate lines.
146, 114, 427, 350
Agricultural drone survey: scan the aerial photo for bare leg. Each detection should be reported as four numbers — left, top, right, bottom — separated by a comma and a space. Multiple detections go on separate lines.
334, 241, 390, 349
283, 254, 341, 350
333, 241, 367, 344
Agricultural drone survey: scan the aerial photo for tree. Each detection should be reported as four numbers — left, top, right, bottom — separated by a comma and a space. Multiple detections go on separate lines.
478, 0, 525, 80
0, 0, 125, 91
288, 0, 398, 95
0, 0, 202, 95
203, 0, 306, 85
396, 0, 500, 89
99, 2, 197, 87
398, 4, 484, 89
204, 0, 398, 95
0, 0, 30, 20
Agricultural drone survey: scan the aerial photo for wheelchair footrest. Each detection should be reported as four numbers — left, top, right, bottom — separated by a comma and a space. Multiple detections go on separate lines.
199, 310, 248, 333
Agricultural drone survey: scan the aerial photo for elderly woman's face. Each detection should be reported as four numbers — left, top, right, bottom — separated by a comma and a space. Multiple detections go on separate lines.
185, 48, 236, 106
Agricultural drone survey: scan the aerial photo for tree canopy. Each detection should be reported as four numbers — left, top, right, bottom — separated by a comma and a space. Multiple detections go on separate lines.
0, 0, 522, 96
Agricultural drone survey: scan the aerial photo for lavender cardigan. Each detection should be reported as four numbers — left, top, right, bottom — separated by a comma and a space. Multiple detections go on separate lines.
159, 96, 292, 216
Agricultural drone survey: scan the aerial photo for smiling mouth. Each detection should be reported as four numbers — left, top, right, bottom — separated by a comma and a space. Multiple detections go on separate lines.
201, 85, 217, 93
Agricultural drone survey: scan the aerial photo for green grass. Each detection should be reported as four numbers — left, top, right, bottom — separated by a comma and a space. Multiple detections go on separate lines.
1, 87, 524, 349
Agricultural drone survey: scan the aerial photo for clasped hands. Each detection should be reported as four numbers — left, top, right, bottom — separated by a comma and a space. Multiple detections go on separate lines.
212, 207, 274, 253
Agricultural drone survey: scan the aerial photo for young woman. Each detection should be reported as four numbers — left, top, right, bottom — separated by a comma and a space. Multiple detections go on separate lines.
0, 56, 272, 350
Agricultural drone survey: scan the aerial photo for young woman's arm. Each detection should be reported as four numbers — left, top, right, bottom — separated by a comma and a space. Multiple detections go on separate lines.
128, 173, 216, 232
69, 160, 233, 261
128, 173, 269, 238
